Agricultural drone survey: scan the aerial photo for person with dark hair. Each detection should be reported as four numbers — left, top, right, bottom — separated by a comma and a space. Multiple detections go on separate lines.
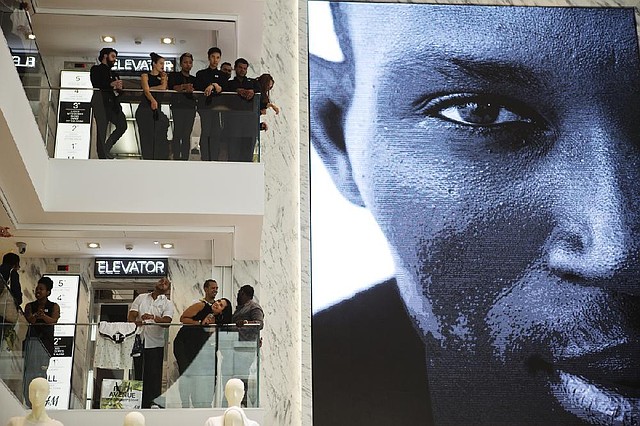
194, 47, 226, 161
90, 47, 127, 159
310, 3, 640, 425
231, 284, 263, 407
135, 52, 169, 160
231, 285, 263, 331
222, 59, 262, 162
220, 62, 233, 80
127, 277, 174, 408
173, 279, 231, 408
257, 74, 279, 116
169, 52, 197, 160
23, 276, 59, 407
0, 252, 22, 305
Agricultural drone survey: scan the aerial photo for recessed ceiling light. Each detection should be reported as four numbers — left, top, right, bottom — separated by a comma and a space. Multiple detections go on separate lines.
27, 34, 36, 40
161, 243, 174, 249
87, 242, 100, 249
161, 37, 174, 45
153, 241, 159, 245
101, 35, 115, 43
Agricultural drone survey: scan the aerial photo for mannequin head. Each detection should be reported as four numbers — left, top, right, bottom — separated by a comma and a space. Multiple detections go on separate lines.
123, 412, 145, 426
224, 379, 245, 407
28, 378, 49, 409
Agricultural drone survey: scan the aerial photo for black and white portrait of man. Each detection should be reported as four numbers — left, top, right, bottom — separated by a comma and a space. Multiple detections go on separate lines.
309, 2, 640, 425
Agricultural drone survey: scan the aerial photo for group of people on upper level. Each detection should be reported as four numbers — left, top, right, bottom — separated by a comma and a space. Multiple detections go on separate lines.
90, 47, 279, 162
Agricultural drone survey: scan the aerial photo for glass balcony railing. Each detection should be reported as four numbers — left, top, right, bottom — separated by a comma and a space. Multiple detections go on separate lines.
0, 298, 261, 410
18, 87, 263, 162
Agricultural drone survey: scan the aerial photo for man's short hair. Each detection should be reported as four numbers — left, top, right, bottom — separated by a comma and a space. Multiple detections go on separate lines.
234, 58, 249, 68
203, 279, 217, 290
37, 276, 54, 292
208, 47, 222, 57
98, 47, 118, 62
239, 284, 254, 299
179, 52, 193, 63
221, 62, 232, 68
2, 252, 19, 267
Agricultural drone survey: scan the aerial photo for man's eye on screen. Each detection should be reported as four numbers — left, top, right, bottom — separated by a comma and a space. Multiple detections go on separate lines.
420, 93, 540, 127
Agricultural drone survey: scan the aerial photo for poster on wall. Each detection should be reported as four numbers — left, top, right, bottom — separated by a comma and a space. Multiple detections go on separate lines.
44, 275, 80, 410
54, 70, 93, 159
309, 2, 640, 425
99, 379, 143, 409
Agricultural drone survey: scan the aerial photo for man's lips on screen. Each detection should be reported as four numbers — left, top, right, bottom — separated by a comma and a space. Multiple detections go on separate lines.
555, 340, 640, 394
527, 339, 640, 424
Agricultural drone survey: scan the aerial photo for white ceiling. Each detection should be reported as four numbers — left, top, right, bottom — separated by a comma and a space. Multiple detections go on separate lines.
29, 14, 235, 62
0, 0, 265, 261
29, 0, 265, 65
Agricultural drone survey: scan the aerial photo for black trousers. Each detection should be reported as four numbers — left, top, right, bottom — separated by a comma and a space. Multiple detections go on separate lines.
135, 106, 169, 160
133, 346, 165, 408
228, 137, 256, 162
92, 99, 127, 159
197, 109, 223, 161
171, 107, 196, 160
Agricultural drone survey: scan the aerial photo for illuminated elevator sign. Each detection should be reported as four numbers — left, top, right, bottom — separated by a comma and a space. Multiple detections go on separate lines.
95, 258, 168, 278
13, 54, 36, 68
111, 56, 176, 76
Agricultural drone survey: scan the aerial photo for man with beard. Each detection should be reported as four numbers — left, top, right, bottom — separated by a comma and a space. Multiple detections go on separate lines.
310, 3, 640, 425
222, 59, 261, 162
128, 277, 174, 408
90, 47, 126, 159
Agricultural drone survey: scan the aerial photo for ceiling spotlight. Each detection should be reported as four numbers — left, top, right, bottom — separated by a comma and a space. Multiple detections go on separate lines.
87, 242, 100, 249
27, 33, 36, 40
101, 35, 115, 43
161, 37, 174, 45
161, 243, 174, 249
153, 241, 159, 245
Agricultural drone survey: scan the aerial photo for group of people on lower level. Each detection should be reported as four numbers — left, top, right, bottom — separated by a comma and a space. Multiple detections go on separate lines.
90, 46, 279, 162
127, 277, 264, 408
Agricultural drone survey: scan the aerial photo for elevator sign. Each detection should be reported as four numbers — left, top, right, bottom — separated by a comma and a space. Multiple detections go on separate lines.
94, 258, 169, 278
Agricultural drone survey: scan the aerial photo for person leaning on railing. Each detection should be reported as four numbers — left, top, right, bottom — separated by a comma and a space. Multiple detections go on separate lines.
168, 52, 197, 161
173, 280, 232, 408
90, 47, 126, 159
23, 276, 59, 407
135, 52, 170, 160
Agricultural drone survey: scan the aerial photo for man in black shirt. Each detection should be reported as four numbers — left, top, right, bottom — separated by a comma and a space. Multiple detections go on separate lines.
222, 58, 261, 162
194, 47, 225, 161
90, 47, 127, 159
220, 62, 233, 81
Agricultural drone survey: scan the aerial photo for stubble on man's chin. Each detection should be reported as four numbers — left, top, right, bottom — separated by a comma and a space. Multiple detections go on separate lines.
405, 214, 640, 425
405, 215, 582, 423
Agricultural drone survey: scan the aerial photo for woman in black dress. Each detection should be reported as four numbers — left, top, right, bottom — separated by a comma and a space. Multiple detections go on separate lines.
173, 297, 232, 407
135, 52, 169, 159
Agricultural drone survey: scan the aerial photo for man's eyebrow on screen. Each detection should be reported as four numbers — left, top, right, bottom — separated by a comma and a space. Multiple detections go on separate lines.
408, 54, 547, 89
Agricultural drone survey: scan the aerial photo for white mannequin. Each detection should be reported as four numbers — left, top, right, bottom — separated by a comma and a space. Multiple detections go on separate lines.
224, 379, 244, 408
6, 378, 64, 426
123, 412, 145, 426
204, 379, 259, 426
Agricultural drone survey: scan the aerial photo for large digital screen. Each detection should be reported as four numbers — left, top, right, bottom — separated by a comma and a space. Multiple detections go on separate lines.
309, 2, 640, 425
